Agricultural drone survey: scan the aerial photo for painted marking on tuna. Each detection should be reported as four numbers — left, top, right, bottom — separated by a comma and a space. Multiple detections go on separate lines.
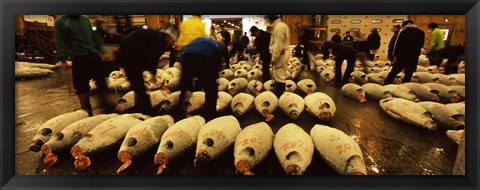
100, 125, 117, 135
164, 130, 186, 139
281, 140, 306, 152
53, 119, 65, 127
203, 130, 226, 140
131, 127, 150, 138
73, 122, 87, 132
241, 136, 264, 146
336, 143, 355, 155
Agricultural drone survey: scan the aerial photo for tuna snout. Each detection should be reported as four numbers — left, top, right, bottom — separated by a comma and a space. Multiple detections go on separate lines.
424, 121, 438, 131
115, 106, 124, 114
451, 96, 461, 103
432, 95, 440, 102
290, 110, 299, 119
29, 140, 44, 152
318, 112, 332, 121
194, 150, 210, 167
74, 155, 91, 171
262, 109, 274, 122
357, 94, 367, 103
285, 164, 303, 175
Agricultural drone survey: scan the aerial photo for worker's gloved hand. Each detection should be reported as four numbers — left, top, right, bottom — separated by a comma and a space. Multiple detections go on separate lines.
101, 54, 114, 62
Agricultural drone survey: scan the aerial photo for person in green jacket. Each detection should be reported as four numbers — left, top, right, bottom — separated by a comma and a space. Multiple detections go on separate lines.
54, 15, 113, 116
427, 22, 445, 54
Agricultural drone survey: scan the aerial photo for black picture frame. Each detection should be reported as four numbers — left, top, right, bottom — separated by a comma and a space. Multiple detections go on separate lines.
1, 0, 479, 189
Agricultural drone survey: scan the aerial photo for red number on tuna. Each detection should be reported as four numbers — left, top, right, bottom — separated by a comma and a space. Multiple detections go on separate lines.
337, 143, 352, 155
100, 125, 117, 135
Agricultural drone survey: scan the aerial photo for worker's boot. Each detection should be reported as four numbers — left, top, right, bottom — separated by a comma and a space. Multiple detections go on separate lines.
78, 93, 93, 116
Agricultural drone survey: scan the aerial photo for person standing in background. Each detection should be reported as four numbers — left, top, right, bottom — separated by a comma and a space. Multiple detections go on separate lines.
250, 26, 272, 83
384, 20, 425, 85
387, 25, 401, 62
343, 31, 354, 42
366, 29, 381, 61
267, 15, 290, 98
331, 31, 342, 44
241, 32, 250, 47
427, 22, 445, 54
54, 15, 113, 116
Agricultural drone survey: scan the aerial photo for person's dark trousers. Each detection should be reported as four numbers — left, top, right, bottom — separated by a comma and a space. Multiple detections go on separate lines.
444, 60, 460, 74
180, 53, 218, 122
367, 52, 375, 61
118, 48, 152, 115
261, 53, 272, 83
274, 82, 285, 98
302, 50, 310, 71
334, 48, 356, 86
384, 56, 417, 85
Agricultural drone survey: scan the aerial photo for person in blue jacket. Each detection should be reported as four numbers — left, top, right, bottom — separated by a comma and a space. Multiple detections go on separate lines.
179, 37, 229, 121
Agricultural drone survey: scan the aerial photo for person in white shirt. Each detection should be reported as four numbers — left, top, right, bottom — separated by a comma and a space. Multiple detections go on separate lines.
267, 15, 290, 98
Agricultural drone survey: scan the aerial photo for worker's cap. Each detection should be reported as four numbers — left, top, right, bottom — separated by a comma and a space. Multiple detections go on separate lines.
159, 26, 178, 41
250, 26, 259, 36
393, 25, 401, 29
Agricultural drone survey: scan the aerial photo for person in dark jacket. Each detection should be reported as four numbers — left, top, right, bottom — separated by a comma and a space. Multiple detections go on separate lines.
179, 37, 228, 122
250, 26, 272, 82
324, 40, 356, 87
292, 42, 303, 59
343, 31, 354, 42
331, 31, 342, 44
241, 32, 250, 47
387, 25, 401, 61
54, 15, 113, 116
430, 43, 465, 74
384, 20, 425, 85
366, 29, 381, 61
115, 29, 177, 115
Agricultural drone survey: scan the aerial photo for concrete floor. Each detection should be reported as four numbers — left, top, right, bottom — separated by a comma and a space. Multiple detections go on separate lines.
15, 65, 459, 176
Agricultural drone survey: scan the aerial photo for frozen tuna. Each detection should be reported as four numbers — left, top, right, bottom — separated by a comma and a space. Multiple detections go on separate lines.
162, 77, 181, 92
194, 116, 241, 166
115, 90, 169, 113
71, 113, 150, 170
279, 92, 305, 120
445, 102, 465, 115
41, 113, 119, 167
233, 122, 274, 175
234, 69, 248, 78
366, 73, 385, 85
264, 80, 276, 92
254, 91, 279, 122
155, 116, 206, 174
379, 98, 437, 130
117, 115, 174, 173
217, 77, 230, 92
29, 109, 90, 152
401, 83, 440, 102
383, 84, 418, 102
186, 91, 206, 116
412, 72, 435, 83
304, 92, 336, 121
310, 124, 367, 175
320, 69, 335, 82
449, 86, 465, 101
231, 93, 255, 117
349, 71, 368, 85
216, 91, 233, 112
361, 83, 393, 101
418, 101, 465, 130
159, 91, 186, 113
219, 69, 234, 80
247, 69, 263, 81
228, 78, 248, 96
247, 80, 263, 96
297, 79, 317, 94
446, 130, 464, 145
424, 83, 461, 103
273, 123, 314, 175
285, 80, 297, 93
341, 83, 367, 103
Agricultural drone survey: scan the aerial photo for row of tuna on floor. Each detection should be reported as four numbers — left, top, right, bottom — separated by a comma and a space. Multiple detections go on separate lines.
29, 112, 367, 175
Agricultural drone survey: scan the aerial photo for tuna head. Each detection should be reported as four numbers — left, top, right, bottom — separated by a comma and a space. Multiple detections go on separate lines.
356, 89, 367, 103
284, 151, 304, 175
235, 147, 256, 175
345, 155, 367, 175
317, 101, 334, 121
29, 128, 54, 152
421, 112, 438, 131
115, 99, 130, 114
448, 114, 465, 130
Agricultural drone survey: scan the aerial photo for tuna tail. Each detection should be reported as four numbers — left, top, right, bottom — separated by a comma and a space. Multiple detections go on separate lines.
345, 155, 367, 175
155, 152, 169, 175
424, 120, 438, 131
262, 109, 274, 122
29, 139, 44, 152
235, 160, 255, 175
74, 155, 91, 171
117, 151, 133, 174
43, 153, 58, 168
285, 164, 303, 175
357, 94, 367, 103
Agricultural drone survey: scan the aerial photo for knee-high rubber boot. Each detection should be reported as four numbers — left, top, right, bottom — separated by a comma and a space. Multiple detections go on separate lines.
78, 93, 93, 116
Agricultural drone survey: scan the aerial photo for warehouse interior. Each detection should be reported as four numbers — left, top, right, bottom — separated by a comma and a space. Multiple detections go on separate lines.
14, 15, 466, 176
